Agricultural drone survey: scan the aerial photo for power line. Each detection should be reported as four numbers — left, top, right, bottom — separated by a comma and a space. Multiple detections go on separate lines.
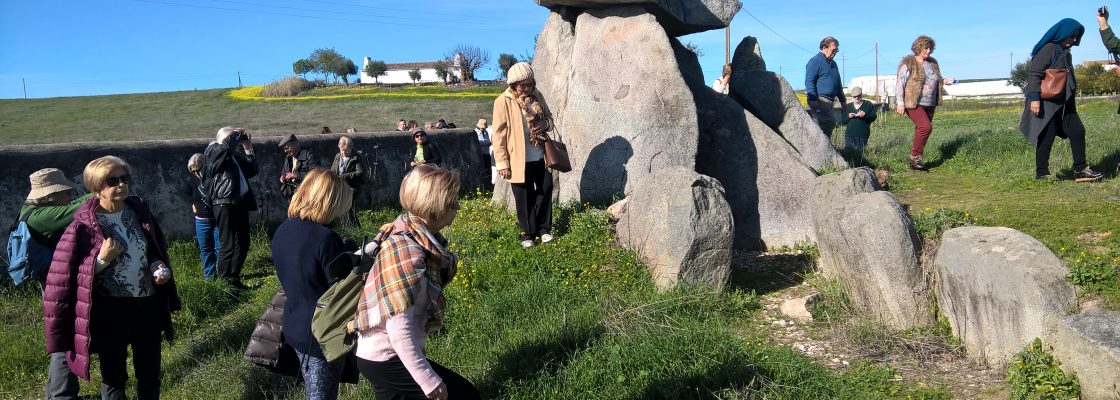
205, 0, 497, 28
299, 0, 495, 20
740, 9, 814, 54
132, 0, 524, 32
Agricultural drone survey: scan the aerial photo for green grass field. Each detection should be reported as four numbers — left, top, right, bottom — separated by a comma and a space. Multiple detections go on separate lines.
0, 88, 496, 145
0, 90, 1117, 398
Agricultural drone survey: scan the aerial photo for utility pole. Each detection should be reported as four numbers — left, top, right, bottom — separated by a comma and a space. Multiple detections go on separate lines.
237, 71, 243, 88
725, 26, 731, 65
841, 52, 847, 84
22, 78, 27, 99
1010, 52, 1014, 72
874, 43, 879, 97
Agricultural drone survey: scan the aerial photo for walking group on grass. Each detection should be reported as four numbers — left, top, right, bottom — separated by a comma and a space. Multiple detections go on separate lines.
795, 8, 1116, 183
14, 62, 557, 400
9, 6, 1118, 400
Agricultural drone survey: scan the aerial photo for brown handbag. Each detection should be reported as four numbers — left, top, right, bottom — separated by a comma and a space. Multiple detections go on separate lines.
1041, 68, 1067, 100
543, 139, 572, 173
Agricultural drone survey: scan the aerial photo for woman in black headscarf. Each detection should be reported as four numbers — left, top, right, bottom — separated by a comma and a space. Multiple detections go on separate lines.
1020, 18, 1102, 182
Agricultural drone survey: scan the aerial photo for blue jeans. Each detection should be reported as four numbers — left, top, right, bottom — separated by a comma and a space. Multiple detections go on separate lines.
194, 218, 220, 279
293, 349, 344, 400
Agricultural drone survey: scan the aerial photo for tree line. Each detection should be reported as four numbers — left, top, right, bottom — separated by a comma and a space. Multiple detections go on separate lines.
291, 45, 531, 86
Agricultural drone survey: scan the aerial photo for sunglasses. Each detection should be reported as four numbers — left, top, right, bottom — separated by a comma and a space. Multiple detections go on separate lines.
414, 134, 426, 138
105, 174, 132, 187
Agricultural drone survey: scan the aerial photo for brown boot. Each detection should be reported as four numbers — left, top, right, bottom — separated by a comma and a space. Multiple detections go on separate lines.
908, 155, 928, 171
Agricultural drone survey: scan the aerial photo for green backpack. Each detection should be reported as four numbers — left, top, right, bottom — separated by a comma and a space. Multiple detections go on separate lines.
312, 234, 388, 362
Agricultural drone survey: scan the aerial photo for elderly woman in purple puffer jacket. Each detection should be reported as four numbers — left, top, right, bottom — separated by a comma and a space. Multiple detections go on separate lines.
42, 155, 181, 400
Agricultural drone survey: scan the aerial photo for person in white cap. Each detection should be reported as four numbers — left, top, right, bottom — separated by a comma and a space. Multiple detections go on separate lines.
19, 168, 90, 400
841, 86, 877, 161
493, 62, 557, 248
473, 118, 493, 185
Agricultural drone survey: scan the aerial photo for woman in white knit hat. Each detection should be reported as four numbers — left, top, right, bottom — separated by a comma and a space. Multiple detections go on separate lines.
492, 62, 556, 248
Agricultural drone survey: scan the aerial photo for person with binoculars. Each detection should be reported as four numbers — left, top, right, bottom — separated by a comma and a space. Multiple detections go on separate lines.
203, 126, 259, 289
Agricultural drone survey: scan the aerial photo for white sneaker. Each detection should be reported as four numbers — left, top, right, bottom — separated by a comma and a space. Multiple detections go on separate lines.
520, 240, 534, 248
540, 233, 555, 243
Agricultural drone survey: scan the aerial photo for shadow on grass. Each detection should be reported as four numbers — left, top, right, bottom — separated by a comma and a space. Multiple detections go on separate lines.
924, 133, 978, 169
638, 356, 764, 399
727, 251, 815, 296
476, 326, 605, 398
238, 366, 300, 400
1095, 148, 1120, 178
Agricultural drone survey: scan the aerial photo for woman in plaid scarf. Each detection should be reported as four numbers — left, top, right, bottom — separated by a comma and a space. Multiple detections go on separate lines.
350, 165, 479, 400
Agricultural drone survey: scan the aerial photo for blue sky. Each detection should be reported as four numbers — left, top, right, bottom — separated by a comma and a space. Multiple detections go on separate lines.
0, 0, 1113, 99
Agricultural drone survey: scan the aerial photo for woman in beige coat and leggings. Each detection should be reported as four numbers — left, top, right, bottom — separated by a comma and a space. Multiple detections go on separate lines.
492, 62, 556, 249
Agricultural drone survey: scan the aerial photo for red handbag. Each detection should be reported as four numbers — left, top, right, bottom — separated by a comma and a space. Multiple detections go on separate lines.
1040, 68, 1067, 100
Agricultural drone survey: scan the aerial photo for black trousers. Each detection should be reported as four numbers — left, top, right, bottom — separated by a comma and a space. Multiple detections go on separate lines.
510, 160, 553, 241
357, 356, 479, 400
214, 203, 251, 284
1036, 110, 1087, 176
90, 296, 163, 400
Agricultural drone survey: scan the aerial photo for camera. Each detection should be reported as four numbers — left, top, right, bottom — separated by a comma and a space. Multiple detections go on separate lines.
1100, 6, 1109, 18
227, 129, 249, 144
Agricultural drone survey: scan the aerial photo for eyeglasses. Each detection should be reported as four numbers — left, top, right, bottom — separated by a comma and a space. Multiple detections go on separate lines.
105, 174, 131, 187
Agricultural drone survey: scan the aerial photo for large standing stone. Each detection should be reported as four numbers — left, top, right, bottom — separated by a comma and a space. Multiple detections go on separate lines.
534, 0, 741, 36
935, 227, 1078, 367
675, 39, 817, 249
829, 191, 934, 329
730, 36, 765, 72
616, 167, 733, 290
549, 6, 699, 204
728, 69, 847, 171
811, 167, 882, 276
1050, 309, 1120, 400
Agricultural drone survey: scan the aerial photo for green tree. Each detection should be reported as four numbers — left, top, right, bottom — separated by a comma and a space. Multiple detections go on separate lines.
1009, 61, 1029, 90
336, 58, 358, 85
1098, 69, 1120, 94
408, 69, 422, 85
363, 60, 388, 84
497, 53, 518, 79
447, 44, 490, 83
310, 47, 344, 84
434, 60, 450, 84
292, 59, 315, 78
1075, 64, 1106, 95
683, 41, 705, 57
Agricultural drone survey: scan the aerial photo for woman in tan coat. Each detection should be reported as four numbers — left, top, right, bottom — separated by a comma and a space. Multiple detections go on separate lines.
492, 62, 556, 248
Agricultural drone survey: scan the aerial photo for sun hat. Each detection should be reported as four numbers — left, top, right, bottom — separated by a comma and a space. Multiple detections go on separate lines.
476, 119, 487, 129
507, 62, 534, 85
27, 168, 78, 201
850, 86, 862, 97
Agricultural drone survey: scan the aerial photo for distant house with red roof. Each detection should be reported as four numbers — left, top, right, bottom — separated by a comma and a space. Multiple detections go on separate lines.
360, 54, 463, 84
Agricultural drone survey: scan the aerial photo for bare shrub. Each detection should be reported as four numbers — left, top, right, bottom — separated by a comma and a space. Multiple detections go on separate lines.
261, 76, 313, 97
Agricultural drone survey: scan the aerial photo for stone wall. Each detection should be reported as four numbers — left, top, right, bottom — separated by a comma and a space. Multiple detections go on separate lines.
0, 130, 485, 239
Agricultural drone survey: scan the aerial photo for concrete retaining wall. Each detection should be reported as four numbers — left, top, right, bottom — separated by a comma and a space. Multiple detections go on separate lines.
0, 129, 485, 240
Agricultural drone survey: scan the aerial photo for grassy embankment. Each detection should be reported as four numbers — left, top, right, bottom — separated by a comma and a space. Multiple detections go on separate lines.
0, 85, 501, 145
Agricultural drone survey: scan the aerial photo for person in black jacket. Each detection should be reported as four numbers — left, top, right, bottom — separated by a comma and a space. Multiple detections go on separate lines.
278, 134, 319, 199
1019, 19, 1103, 182
409, 130, 441, 167
271, 169, 355, 400
203, 126, 259, 288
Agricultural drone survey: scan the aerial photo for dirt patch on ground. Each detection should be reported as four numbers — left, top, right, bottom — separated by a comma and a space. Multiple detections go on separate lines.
730, 251, 1008, 399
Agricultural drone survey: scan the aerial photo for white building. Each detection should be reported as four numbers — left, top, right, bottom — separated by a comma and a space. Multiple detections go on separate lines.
847, 75, 1023, 101
360, 55, 463, 85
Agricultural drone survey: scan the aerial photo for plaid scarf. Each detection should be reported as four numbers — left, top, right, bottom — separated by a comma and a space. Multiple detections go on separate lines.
354, 213, 456, 333
513, 88, 553, 149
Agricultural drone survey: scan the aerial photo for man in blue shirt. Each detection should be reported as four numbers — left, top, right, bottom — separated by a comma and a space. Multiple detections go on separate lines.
805, 36, 845, 138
